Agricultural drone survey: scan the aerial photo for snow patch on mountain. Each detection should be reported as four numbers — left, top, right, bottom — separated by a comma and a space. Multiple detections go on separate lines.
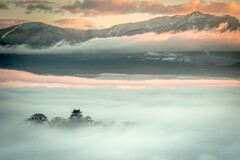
2, 23, 23, 39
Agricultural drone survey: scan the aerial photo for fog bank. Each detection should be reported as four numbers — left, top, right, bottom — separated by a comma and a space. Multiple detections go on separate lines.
1, 69, 240, 89
0, 87, 240, 160
0, 30, 240, 54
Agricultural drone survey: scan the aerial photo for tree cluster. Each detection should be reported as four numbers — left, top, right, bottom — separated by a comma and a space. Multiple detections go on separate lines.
26, 109, 137, 128
26, 109, 94, 128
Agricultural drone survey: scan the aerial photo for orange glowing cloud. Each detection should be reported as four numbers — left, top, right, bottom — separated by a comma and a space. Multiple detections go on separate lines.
140, 0, 240, 16
61, 0, 138, 17
132, 28, 240, 51
0, 19, 29, 29
61, 0, 240, 17
0, 69, 239, 89
55, 19, 96, 29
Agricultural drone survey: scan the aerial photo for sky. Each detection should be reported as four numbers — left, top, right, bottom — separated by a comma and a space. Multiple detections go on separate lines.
0, 0, 240, 29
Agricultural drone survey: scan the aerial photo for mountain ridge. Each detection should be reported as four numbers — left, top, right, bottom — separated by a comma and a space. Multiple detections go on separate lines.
0, 11, 239, 48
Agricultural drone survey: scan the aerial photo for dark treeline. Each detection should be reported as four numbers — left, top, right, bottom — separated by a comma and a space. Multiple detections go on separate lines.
26, 109, 136, 128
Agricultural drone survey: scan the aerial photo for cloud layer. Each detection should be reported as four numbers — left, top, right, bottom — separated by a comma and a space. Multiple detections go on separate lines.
0, 29, 240, 54
139, 0, 240, 15
4, 0, 240, 17
13, 0, 59, 14
61, 0, 240, 17
0, 86, 240, 160
0, 1, 8, 10
0, 69, 239, 89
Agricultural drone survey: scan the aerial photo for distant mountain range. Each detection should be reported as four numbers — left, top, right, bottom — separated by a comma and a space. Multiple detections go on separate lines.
0, 11, 239, 48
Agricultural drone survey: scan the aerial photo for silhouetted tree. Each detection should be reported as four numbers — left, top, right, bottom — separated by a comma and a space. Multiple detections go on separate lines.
82, 116, 94, 125
50, 117, 67, 127
25, 109, 134, 128
27, 113, 48, 123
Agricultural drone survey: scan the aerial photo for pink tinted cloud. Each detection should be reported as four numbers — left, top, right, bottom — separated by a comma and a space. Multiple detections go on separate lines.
55, 19, 96, 29
61, 0, 138, 17
0, 19, 29, 29
61, 0, 240, 17
0, 69, 239, 89
140, 0, 240, 16
133, 28, 240, 51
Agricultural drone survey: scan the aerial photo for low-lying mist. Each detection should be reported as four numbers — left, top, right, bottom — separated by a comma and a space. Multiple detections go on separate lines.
0, 87, 240, 160
0, 30, 240, 54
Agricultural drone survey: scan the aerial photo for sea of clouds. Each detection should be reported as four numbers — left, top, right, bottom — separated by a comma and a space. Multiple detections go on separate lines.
0, 87, 240, 160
